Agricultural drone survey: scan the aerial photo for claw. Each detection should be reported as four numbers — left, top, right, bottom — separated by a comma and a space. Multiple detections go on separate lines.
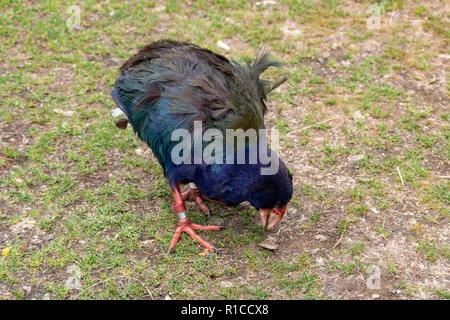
208, 248, 221, 257
167, 217, 222, 254
168, 183, 224, 254
194, 196, 211, 218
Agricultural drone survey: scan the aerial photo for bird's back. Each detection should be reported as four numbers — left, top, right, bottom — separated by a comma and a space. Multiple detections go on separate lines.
112, 40, 285, 173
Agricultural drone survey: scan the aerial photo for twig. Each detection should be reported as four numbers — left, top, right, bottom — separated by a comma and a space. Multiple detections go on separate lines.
332, 234, 345, 250
83, 119, 99, 128
21, 226, 36, 252
396, 167, 404, 186
437, 176, 449, 179
0, 155, 13, 162
287, 116, 342, 137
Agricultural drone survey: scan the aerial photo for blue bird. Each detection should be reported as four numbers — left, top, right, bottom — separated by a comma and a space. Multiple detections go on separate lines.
112, 40, 292, 253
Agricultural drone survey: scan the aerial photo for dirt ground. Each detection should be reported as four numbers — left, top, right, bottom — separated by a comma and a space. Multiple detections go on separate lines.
0, 0, 448, 299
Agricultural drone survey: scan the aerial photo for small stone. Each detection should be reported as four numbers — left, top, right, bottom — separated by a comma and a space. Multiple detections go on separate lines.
258, 241, 278, 251
281, 26, 301, 36
363, 40, 381, 54
239, 201, 252, 208
23, 286, 32, 293
255, 0, 279, 6
353, 110, 364, 120
135, 148, 144, 155
390, 289, 402, 295
315, 235, 327, 241
220, 281, 233, 288
216, 40, 231, 51
312, 137, 324, 142
372, 294, 380, 299
348, 154, 365, 162
165, 294, 171, 300
141, 240, 154, 246
53, 108, 75, 116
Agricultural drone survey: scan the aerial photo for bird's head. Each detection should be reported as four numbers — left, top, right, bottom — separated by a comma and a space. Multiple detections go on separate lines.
245, 158, 293, 231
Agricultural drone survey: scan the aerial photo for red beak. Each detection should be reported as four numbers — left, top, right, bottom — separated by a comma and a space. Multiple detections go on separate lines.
259, 205, 287, 231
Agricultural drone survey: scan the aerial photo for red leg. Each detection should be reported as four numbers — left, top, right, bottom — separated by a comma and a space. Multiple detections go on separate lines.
181, 187, 226, 217
199, 194, 226, 206
168, 183, 223, 254
181, 188, 200, 200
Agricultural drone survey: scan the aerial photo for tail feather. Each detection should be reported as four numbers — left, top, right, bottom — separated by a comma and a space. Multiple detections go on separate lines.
248, 52, 287, 100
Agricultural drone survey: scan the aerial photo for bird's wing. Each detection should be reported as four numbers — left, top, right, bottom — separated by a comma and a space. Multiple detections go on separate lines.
117, 40, 285, 130
113, 41, 285, 168
161, 45, 286, 133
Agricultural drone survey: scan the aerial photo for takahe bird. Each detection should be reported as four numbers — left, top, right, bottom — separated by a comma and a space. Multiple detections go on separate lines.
111, 40, 292, 253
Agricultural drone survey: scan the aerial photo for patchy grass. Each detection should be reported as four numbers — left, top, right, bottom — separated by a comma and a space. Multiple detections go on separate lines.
0, 0, 449, 300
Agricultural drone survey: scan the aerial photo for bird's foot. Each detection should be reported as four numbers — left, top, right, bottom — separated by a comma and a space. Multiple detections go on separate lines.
181, 188, 226, 218
181, 188, 210, 217
167, 217, 223, 254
